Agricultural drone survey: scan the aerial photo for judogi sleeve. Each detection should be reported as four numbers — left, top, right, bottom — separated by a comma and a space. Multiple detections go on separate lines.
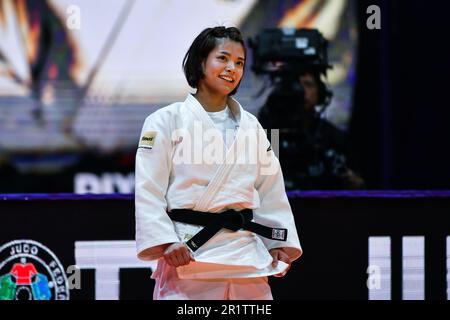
253, 125, 303, 262
135, 110, 179, 260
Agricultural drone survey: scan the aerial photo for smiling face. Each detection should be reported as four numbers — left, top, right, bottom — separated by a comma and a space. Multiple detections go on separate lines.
197, 38, 245, 97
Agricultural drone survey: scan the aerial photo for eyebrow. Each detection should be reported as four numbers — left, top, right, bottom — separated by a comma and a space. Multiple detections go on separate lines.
219, 51, 245, 61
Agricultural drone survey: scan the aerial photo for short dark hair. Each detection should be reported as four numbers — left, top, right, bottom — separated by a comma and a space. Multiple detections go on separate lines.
182, 26, 246, 96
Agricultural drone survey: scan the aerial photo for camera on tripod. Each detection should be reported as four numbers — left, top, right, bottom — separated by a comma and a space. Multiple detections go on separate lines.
250, 28, 352, 190
249, 28, 332, 127
248, 28, 331, 76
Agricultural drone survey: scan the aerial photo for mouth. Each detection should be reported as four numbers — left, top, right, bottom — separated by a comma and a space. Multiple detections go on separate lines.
219, 75, 235, 83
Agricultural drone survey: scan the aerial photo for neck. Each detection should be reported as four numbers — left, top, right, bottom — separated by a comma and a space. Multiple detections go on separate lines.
194, 89, 228, 112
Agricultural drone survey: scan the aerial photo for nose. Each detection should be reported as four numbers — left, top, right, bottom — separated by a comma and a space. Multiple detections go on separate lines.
226, 61, 235, 72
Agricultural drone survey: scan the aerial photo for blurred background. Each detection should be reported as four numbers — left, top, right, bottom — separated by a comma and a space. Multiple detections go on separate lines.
2, 0, 448, 194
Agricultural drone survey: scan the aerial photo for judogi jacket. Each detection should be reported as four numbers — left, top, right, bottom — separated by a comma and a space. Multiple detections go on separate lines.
135, 94, 302, 279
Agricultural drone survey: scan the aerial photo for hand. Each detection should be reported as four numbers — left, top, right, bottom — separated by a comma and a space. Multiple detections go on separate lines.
269, 248, 291, 277
163, 242, 195, 267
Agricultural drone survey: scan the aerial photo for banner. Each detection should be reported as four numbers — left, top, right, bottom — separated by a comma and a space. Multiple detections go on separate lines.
0, 191, 449, 300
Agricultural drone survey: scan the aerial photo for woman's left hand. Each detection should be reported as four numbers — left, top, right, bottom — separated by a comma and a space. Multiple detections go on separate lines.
269, 248, 291, 277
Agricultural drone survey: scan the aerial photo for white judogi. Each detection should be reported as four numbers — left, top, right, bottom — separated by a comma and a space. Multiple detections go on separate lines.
135, 94, 302, 282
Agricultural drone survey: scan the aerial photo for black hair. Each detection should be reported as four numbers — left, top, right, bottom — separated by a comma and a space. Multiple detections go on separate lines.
182, 26, 246, 96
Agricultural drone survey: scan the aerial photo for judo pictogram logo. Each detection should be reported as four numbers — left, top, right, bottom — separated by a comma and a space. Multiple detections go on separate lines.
0, 240, 69, 300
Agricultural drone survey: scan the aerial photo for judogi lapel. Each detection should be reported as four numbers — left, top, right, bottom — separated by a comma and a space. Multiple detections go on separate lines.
185, 94, 249, 212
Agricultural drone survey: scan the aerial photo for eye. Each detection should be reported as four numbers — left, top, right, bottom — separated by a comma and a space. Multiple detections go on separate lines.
236, 61, 244, 67
217, 55, 226, 61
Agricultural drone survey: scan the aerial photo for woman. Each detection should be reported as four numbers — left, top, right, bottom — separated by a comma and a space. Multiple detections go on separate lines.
135, 26, 302, 300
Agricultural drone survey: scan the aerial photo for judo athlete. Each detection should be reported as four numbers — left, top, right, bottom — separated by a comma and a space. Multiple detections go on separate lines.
135, 26, 302, 300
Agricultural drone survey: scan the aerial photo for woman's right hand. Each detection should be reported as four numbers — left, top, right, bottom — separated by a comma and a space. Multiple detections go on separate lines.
163, 242, 195, 267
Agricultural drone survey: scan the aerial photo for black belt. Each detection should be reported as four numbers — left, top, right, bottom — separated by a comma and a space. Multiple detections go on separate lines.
168, 209, 288, 252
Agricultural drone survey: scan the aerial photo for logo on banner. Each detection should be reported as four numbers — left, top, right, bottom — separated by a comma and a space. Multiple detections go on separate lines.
0, 240, 70, 300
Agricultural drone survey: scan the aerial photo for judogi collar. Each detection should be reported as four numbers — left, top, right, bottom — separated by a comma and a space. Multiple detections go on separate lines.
185, 94, 243, 130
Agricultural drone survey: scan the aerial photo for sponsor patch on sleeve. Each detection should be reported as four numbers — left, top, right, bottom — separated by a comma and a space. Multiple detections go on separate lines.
138, 131, 157, 149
